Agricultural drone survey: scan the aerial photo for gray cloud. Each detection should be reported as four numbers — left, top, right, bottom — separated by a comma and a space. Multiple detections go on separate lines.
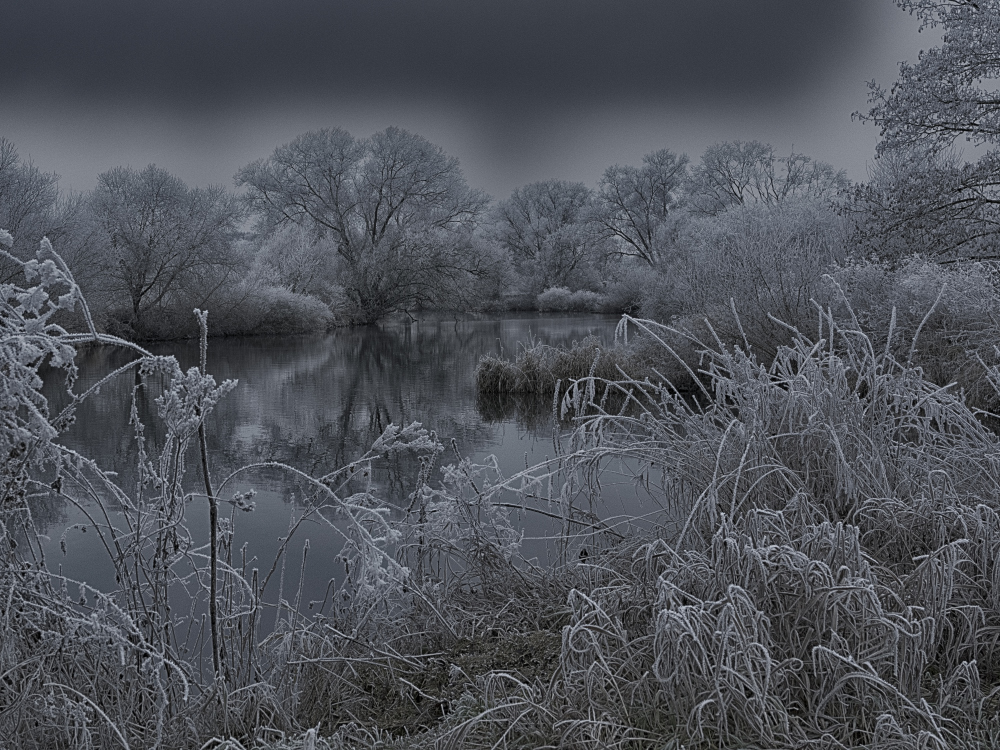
6, 1, 870, 107
2, 1, 921, 198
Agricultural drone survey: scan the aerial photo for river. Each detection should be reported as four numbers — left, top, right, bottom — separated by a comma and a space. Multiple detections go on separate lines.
39, 313, 652, 615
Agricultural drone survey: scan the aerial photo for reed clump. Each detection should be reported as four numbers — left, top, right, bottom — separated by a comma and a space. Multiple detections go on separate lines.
475, 333, 685, 397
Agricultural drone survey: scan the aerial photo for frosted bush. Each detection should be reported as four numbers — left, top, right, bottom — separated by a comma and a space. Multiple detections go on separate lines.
827, 256, 1000, 406
250, 224, 339, 301
442, 307, 1000, 749
652, 198, 847, 359
536, 286, 608, 312
600, 258, 648, 314
203, 282, 334, 336
252, 284, 334, 334
12, 225, 1000, 749
0, 231, 436, 746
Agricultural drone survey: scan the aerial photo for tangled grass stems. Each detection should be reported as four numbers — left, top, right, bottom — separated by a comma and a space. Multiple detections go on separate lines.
8, 228, 1000, 748
400, 308, 1000, 749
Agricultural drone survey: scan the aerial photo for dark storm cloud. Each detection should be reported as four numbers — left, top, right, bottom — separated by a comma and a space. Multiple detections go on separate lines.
5, 0, 869, 108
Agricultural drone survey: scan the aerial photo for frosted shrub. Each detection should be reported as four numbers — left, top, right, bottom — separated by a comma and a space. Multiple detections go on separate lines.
657, 199, 847, 360
634, 266, 683, 323
242, 284, 334, 335
0, 235, 198, 748
536, 286, 608, 313
197, 281, 334, 336
827, 256, 1000, 407
0, 231, 441, 747
250, 224, 339, 302
601, 258, 650, 314
440, 309, 1000, 748
0, 239, 79, 473
12, 225, 1000, 749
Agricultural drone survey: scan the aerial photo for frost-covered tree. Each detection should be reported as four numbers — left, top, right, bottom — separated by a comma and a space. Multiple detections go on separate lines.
596, 149, 689, 265
0, 138, 60, 281
0, 140, 107, 302
250, 223, 338, 300
90, 165, 245, 336
858, 0, 1000, 256
847, 145, 1000, 257
237, 126, 489, 323
686, 141, 848, 217
488, 179, 607, 293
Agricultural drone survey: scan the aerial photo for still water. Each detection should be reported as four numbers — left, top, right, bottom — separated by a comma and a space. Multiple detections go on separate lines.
40, 313, 648, 611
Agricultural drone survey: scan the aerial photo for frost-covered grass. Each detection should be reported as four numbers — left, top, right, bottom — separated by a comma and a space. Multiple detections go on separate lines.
826, 256, 1000, 410
6, 230, 1000, 749
474, 333, 684, 396
387, 308, 1000, 749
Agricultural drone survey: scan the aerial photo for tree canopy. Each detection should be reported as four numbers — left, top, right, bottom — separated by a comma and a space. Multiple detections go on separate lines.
596, 149, 689, 265
237, 127, 489, 323
91, 164, 244, 335
860, 0, 1000, 256
687, 141, 847, 217
489, 179, 606, 293
0, 138, 61, 281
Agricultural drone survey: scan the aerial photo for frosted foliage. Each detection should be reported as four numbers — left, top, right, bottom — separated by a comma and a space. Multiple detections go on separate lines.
11, 224, 1000, 747
0, 234, 80, 471
596, 148, 688, 265
687, 140, 847, 217
425, 310, 1000, 749
370, 421, 441, 456
858, 1, 1000, 255
488, 179, 608, 293
236, 126, 488, 323
827, 256, 1000, 407
427, 455, 523, 563
153, 363, 237, 443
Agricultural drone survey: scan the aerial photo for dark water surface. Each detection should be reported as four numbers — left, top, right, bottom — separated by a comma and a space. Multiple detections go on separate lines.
41, 313, 634, 609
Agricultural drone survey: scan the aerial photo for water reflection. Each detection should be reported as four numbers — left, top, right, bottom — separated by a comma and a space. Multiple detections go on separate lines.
47, 313, 620, 516
36, 313, 660, 627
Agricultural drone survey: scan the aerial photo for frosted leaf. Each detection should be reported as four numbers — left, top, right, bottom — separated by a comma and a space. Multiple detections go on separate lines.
139, 355, 182, 379
154, 366, 238, 440
16, 285, 48, 315
0, 228, 12, 248
23, 258, 62, 287
56, 291, 78, 311
371, 421, 442, 456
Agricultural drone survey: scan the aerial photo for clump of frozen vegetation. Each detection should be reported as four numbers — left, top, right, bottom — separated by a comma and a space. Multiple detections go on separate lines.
6, 228, 1000, 748
535, 286, 609, 313
0, 232, 444, 747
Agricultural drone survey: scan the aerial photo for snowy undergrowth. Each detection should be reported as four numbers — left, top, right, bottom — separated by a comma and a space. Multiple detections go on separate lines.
4, 230, 1000, 749
385, 310, 1000, 749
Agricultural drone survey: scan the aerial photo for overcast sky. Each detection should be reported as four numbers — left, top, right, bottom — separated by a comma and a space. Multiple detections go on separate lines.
1, 0, 933, 200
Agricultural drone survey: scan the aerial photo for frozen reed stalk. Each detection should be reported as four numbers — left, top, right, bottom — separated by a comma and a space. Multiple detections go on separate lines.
194, 307, 222, 679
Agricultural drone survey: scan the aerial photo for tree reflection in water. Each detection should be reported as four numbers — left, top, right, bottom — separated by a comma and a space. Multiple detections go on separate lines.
40, 313, 619, 606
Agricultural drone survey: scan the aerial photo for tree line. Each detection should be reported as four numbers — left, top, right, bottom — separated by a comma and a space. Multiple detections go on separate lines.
3, 1, 999, 339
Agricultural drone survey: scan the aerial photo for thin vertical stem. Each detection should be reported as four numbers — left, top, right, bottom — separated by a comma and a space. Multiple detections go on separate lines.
195, 309, 221, 679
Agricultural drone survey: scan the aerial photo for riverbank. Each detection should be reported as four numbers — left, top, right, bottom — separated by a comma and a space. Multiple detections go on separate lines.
10, 295, 1000, 747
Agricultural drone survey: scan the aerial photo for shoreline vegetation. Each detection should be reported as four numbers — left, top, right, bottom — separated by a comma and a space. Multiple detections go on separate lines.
6, 230, 1000, 749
